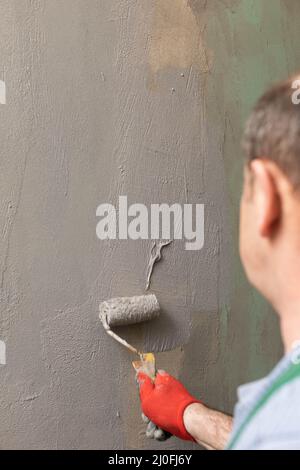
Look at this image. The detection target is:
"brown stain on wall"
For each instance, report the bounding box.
[149,0,210,75]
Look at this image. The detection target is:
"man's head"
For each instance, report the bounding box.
[240,75,300,311]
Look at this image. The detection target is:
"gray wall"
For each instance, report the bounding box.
[0,0,299,449]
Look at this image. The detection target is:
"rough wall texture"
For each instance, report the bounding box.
[0,0,299,450]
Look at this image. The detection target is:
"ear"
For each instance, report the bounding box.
[250,159,281,237]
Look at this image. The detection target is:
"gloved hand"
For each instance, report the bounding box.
[137,370,200,441]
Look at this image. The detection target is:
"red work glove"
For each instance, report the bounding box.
[137,370,201,441]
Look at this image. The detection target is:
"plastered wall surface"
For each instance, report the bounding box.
[0,0,299,450]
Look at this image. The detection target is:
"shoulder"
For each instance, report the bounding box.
[252,376,300,449]
[263,374,300,418]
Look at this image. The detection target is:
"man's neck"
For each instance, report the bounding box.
[279,302,300,353]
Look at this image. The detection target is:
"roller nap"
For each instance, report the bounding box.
[99,294,161,355]
[99,294,160,327]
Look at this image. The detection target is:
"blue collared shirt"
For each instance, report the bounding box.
[229,344,300,450]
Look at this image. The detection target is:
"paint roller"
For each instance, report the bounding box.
[99,294,160,356]
[99,294,172,441]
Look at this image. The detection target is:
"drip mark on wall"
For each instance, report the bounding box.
[145,240,172,290]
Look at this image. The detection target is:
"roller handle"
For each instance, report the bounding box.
[101,314,141,356]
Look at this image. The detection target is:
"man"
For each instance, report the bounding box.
[137,75,300,450]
